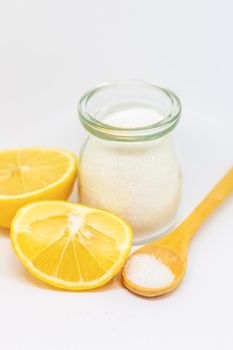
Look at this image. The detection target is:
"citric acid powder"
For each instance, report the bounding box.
[125,253,175,289]
[79,106,181,243]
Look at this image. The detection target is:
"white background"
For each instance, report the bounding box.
[0,1,233,349]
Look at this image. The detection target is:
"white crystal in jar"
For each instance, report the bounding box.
[79,107,181,243]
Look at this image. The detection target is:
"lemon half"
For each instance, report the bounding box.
[11,201,133,290]
[0,148,77,227]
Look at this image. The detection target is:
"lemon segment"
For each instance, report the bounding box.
[11,201,133,290]
[0,148,77,227]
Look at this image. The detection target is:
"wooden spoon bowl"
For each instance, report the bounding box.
[122,244,186,297]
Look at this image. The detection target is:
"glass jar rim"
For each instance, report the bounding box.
[78,81,182,142]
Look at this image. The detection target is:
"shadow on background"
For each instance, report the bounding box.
[0,226,10,238]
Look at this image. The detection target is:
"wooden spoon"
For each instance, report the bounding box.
[122,168,233,297]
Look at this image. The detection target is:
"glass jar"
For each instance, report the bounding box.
[78,81,182,244]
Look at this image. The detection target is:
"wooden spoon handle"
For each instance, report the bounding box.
[179,167,233,245]
[160,168,233,251]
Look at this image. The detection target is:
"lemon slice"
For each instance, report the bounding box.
[11,201,133,290]
[0,148,77,227]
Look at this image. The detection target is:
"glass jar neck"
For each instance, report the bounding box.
[78,81,181,143]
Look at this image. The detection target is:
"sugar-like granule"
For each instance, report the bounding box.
[79,107,181,242]
[125,253,175,289]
